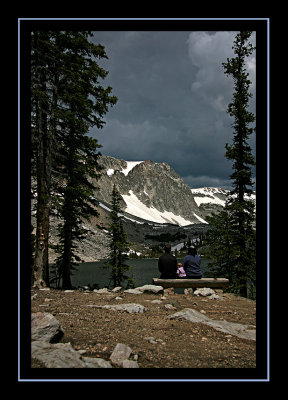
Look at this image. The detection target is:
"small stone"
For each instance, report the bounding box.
[135,285,164,294]
[184,288,193,295]
[164,304,176,310]
[122,359,139,368]
[194,288,216,297]
[112,286,122,292]
[110,343,132,367]
[97,288,111,294]
[82,357,112,368]
[124,288,143,294]
[98,303,147,313]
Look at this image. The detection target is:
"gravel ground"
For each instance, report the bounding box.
[31,287,256,369]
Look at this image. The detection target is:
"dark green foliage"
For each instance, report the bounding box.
[105,185,134,289]
[31,31,117,288]
[205,210,240,287]
[205,32,256,298]
[149,245,164,258]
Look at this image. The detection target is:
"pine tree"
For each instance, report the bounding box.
[205,209,239,289]
[31,31,56,287]
[53,32,117,289]
[223,31,256,297]
[205,31,256,298]
[31,31,117,288]
[105,185,134,288]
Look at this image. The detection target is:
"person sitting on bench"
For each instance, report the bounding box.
[158,244,178,279]
[176,262,186,278]
[183,246,202,279]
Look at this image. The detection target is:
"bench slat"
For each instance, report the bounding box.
[152,278,229,289]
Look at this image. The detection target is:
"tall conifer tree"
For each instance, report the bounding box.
[105,185,134,288]
[31,31,117,288]
[205,31,256,298]
[31,31,57,287]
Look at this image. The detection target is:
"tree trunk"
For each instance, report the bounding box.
[61,217,73,290]
[32,58,51,288]
[33,133,50,287]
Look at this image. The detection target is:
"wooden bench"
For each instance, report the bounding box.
[152,278,229,289]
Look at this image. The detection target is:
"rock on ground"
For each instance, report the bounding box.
[31,312,64,343]
[136,285,164,294]
[88,303,147,313]
[194,288,219,299]
[31,312,139,368]
[110,343,133,367]
[169,308,256,341]
[122,360,139,368]
[124,285,164,294]
[32,341,87,368]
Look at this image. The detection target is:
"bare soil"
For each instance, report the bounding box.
[31,287,256,369]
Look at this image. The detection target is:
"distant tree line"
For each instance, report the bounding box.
[144,231,187,243]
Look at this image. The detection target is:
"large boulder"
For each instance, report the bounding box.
[32,341,87,368]
[31,341,112,368]
[31,312,64,343]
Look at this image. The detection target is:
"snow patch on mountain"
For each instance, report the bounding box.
[121,161,144,176]
[192,212,208,224]
[107,169,115,176]
[121,190,194,226]
[191,187,227,207]
[106,161,144,177]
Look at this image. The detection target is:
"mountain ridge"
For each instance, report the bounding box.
[93,155,239,226]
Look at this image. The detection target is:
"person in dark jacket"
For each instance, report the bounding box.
[158,244,178,279]
[183,246,202,278]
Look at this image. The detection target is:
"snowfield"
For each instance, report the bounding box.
[121,190,196,226]
[191,187,255,208]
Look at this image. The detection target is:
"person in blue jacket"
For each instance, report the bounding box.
[183,246,202,278]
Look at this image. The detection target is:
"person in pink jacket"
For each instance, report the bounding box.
[176,262,186,278]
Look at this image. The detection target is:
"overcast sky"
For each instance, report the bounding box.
[89,30,256,190]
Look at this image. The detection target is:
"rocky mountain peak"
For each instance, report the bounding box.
[94,156,212,226]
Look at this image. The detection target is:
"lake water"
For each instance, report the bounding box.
[65,258,212,289]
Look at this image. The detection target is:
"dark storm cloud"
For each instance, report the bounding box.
[89,30,256,189]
